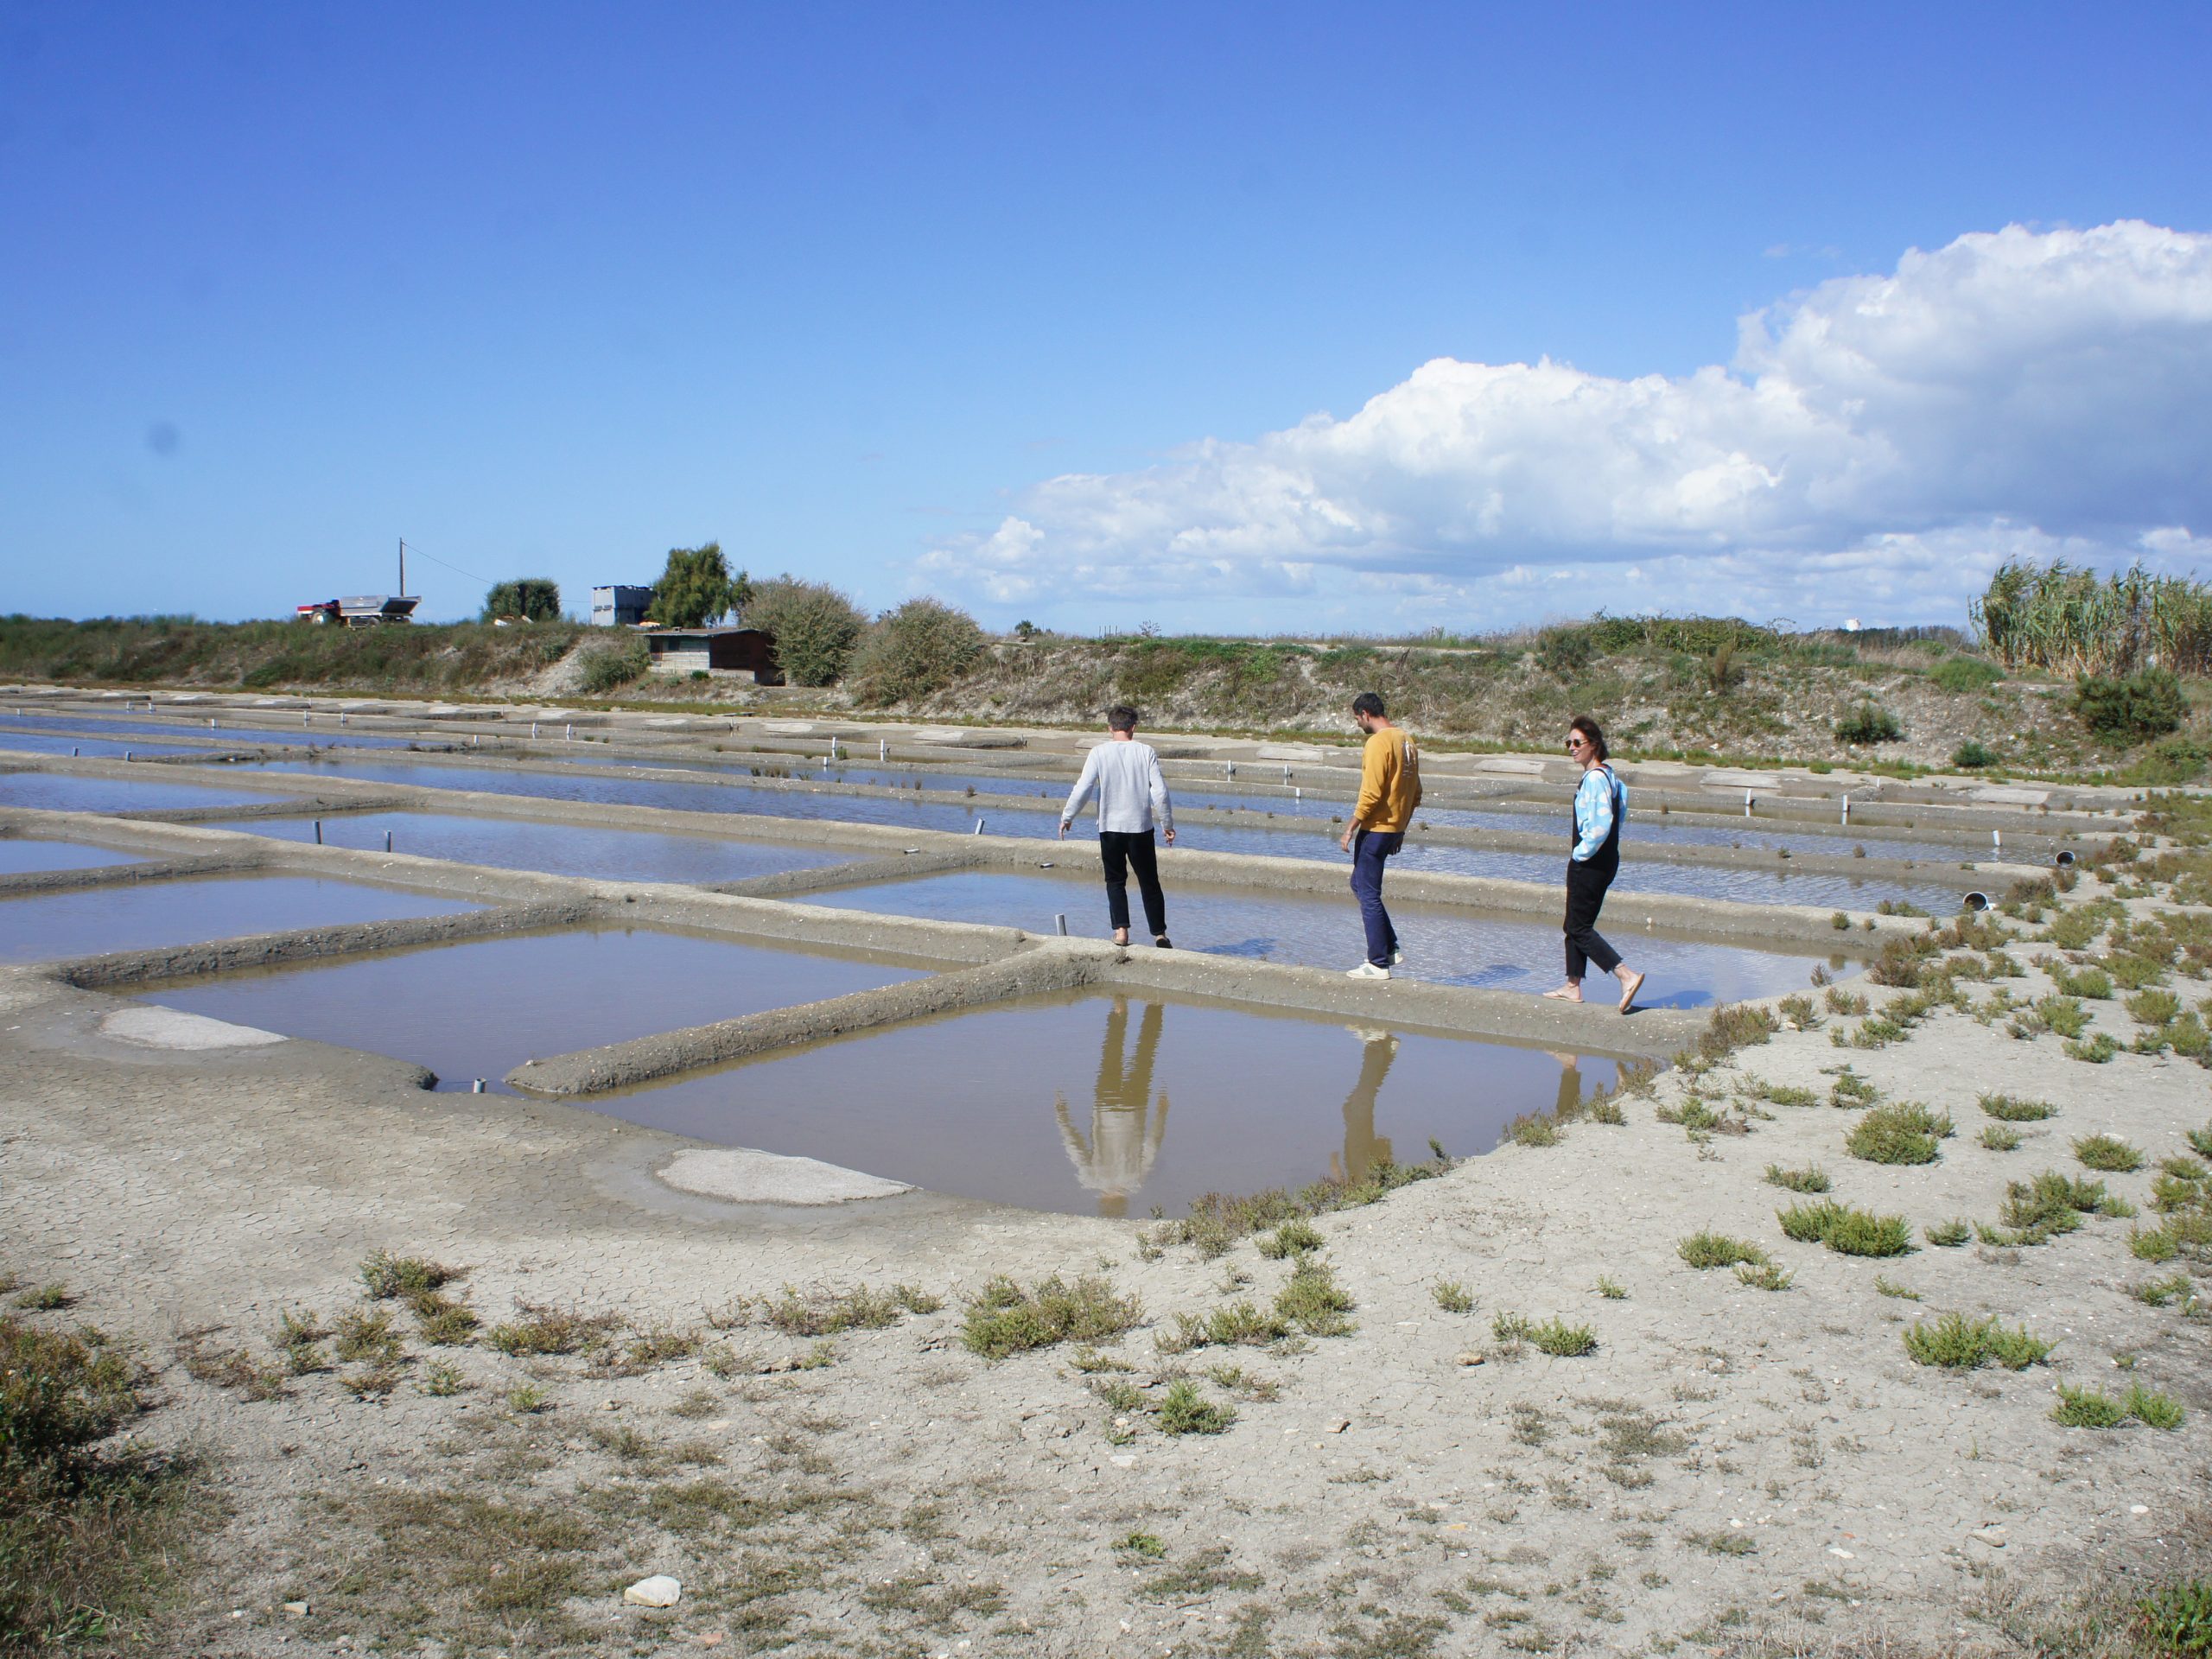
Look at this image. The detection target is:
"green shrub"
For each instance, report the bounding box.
[1902,1312,2050,1370]
[1529,1319,1597,1357]
[849,597,988,706]
[1979,1092,2056,1122]
[1930,658,2004,695]
[2126,1384,2186,1431]
[1274,1260,1355,1338]
[1255,1220,1323,1260]
[1925,1218,1971,1248]
[1156,1378,1236,1436]
[1824,1210,1916,1257]
[1504,1111,1561,1147]
[2129,989,2183,1027]
[2075,1134,2145,1173]
[1734,1262,1794,1291]
[1834,702,1904,745]
[2130,1228,2180,1262]
[1847,1101,1954,1165]
[2135,1576,2212,1656]
[961,1274,1141,1360]
[1950,740,1997,770]
[359,1250,458,1301]
[1992,1171,2107,1243]
[645,543,749,627]
[2052,1384,2128,1428]
[0,1315,137,1465]
[2122,736,2212,786]
[745,575,868,686]
[575,638,650,694]
[2075,667,2185,741]
[2050,965,2114,999]
[1778,1200,1847,1243]
[1772,1198,1913,1256]
[1677,1232,1768,1270]
[1764,1165,1831,1194]
[481,578,562,623]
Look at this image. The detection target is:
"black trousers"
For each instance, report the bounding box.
[1099,830,1167,936]
[1564,857,1622,979]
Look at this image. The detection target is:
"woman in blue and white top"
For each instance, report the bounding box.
[1543,715,1646,1014]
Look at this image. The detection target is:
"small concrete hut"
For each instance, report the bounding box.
[643,626,781,682]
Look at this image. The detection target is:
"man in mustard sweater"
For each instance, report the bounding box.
[1338,691,1421,978]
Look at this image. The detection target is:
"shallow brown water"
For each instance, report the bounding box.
[142,926,926,1090]
[0,875,484,963]
[597,988,1624,1217]
[0,838,144,875]
[237,812,854,886]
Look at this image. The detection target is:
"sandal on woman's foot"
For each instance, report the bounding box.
[1618,971,1647,1014]
[1154,935,1173,950]
[1541,986,1580,1001]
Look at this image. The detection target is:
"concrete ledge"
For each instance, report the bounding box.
[704,849,983,899]
[511,947,1099,1095]
[1097,949,1706,1058]
[54,901,593,989]
[0,851,265,898]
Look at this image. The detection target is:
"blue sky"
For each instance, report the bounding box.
[3,3,2209,632]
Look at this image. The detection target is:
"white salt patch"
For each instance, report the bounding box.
[103,1007,287,1051]
[657,1147,911,1205]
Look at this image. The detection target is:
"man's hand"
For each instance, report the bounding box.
[1340,825,1356,853]
[1163,827,1176,847]
[1058,821,1070,841]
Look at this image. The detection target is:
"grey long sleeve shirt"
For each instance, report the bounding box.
[1061,739,1173,835]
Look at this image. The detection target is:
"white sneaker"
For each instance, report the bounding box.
[1390,949,1407,967]
[1345,962,1391,980]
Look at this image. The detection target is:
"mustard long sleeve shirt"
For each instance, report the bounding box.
[1351,728,1422,832]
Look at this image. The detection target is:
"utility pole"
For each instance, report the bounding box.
[399,537,409,598]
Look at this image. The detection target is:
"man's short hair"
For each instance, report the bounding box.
[1351,692,1386,720]
[1107,704,1140,732]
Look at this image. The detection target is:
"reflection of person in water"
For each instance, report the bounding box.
[1332,1027,1399,1185]
[1055,998,1170,1217]
[1548,1051,1585,1118]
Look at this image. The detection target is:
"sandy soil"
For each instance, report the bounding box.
[3,852,2209,1656]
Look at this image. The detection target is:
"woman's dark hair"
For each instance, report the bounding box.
[1568,715,1607,761]
[1107,705,1140,732]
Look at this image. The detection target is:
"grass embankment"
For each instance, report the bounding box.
[0,615,582,698]
[4,610,2206,781]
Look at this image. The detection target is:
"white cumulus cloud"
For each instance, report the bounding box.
[919,220,2212,629]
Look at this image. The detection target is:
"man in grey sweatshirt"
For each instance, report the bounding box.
[1058,704,1176,948]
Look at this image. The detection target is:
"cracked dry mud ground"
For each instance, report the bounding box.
[5,855,2211,1656]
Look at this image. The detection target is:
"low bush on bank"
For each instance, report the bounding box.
[1,1312,207,1649]
[744,577,868,687]
[575,637,649,694]
[0,615,582,693]
[1835,702,1904,745]
[1847,1102,1955,1165]
[849,598,988,706]
[1902,1312,2050,1370]
[2075,667,2187,741]
[962,1274,1142,1360]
